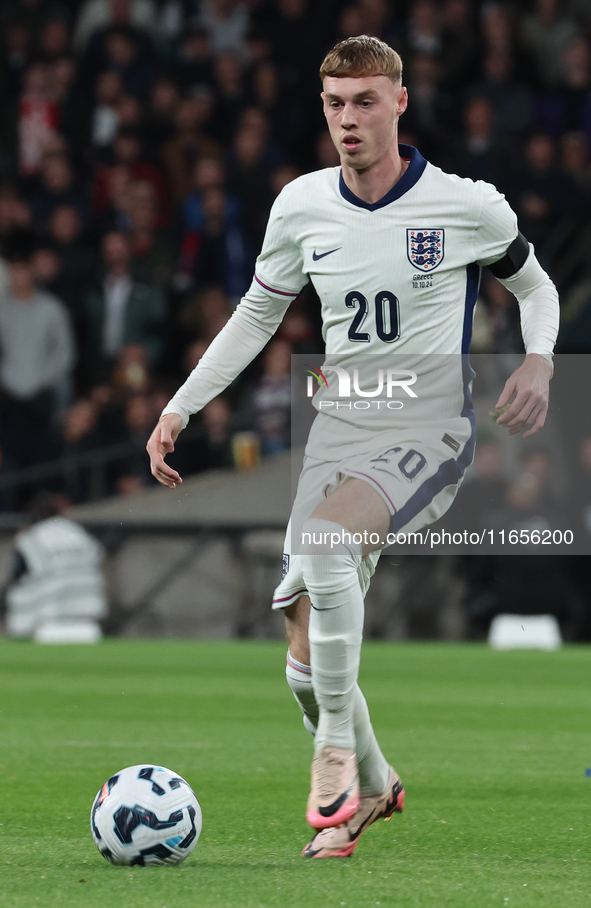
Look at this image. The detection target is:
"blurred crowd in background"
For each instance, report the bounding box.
[1,0,591,511]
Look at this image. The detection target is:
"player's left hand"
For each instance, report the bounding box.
[494,353,552,438]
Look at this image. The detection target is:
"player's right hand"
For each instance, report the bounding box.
[146,413,184,488]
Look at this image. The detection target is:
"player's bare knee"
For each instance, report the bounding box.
[285,595,311,665]
[310,479,389,557]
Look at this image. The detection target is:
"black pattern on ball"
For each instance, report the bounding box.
[91,774,120,840]
[113,805,184,844]
[130,844,174,866]
[179,806,197,849]
[138,766,166,796]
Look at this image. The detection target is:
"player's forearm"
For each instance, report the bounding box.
[161,283,291,427]
[497,249,560,358]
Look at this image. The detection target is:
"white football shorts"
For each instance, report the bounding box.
[272,420,475,610]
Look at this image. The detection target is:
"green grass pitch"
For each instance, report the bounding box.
[0,639,590,908]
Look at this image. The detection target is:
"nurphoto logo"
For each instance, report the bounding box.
[305,365,418,410]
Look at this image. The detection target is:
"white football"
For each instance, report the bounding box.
[91,764,202,866]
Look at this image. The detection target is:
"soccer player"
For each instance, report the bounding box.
[147,37,558,858]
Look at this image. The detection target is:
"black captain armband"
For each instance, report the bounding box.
[488,231,530,279]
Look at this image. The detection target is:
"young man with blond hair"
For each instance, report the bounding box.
[147,36,558,857]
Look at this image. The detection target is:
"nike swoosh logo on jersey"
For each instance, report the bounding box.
[312,247,342,261]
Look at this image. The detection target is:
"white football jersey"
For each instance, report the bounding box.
[255,144,517,357]
[161,145,524,434]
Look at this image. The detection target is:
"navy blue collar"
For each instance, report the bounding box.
[339,145,427,211]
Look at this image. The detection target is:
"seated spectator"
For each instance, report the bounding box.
[334,5,367,43]
[48,204,99,305]
[209,51,248,143]
[82,230,166,382]
[0,232,75,488]
[199,395,235,468]
[114,392,157,493]
[111,342,151,393]
[78,7,157,99]
[358,0,396,40]
[49,54,82,157]
[91,70,124,149]
[277,308,316,354]
[14,61,61,178]
[538,36,591,137]
[178,186,247,300]
[168,395,235,477]
[447,95,503,185]
[226,124,273,255]
[248,62,285,139]
[31,235,95,359]
[237,106,284,168]
[63,398,103,452]
[480,3,514,57]
[182,340,208,378]
[31,242,64,295]
[250,339,292,457]
[522,0,579,88]
[91,161,133,234]
[114,93,144,133]
[401,52,452,161]
[178,285,232,342]
[102,24,155,101]
[468,50,534,140]
[106,128,169,225]
[560,132,591,192]
[28,150,89,229]
[1,20,33,103]
[142,76,180,152]
[477,271,521,353]
[520,446,555,506]
[448,435,508,532]
[401,0,442,58]
[263,0,320,101]
[197,0,250,60]
[74,0,159,51]
[38,17,71,64]
[160,94,223,205]
[0,186,33,243]
[315,131,341,168]
[504,133,582,260]
[126,180,175,286]
[439,0,478,90]
[60,398,106,502]
[181,156,239,240]
[176,25,214,93]
[88,382,128,443]
[270,163,300,197]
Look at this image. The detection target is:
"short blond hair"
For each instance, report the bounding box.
[319,35,403,84]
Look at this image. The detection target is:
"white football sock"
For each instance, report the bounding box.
[286,651,319,733]
[286,652,390,795]
[300,517,364,752]
[353,685,390,794]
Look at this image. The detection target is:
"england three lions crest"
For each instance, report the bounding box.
[407,229,444,273]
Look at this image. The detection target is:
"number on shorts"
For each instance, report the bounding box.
[370,447,427,481]
[397,450,427,480]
